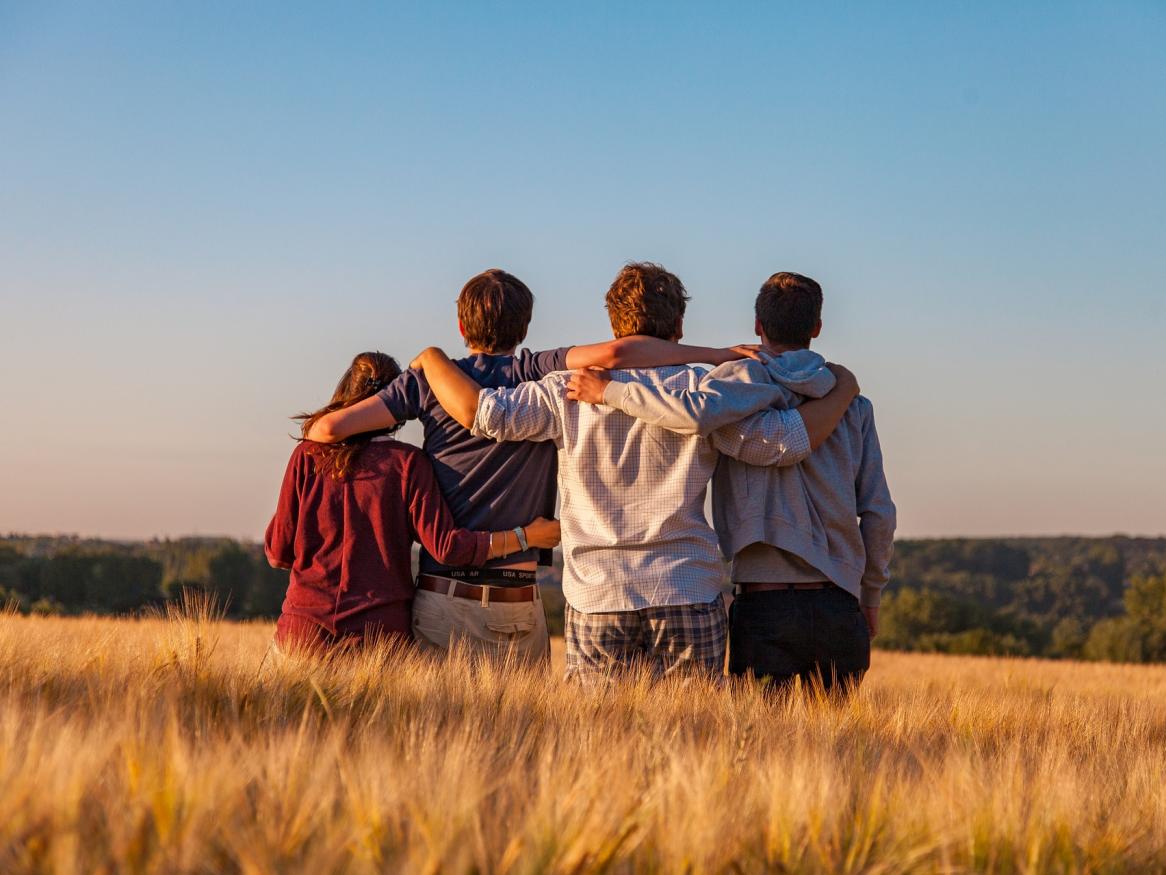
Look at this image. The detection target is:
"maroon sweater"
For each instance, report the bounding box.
[265,438,489,638]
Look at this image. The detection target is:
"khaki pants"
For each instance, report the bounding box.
[412,586,550,665]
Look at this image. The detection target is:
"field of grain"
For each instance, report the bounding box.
[1,603,1164,874]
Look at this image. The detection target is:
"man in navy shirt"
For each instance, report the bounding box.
[306,268,759,663]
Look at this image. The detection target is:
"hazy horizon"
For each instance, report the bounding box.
[2,4,1164,541]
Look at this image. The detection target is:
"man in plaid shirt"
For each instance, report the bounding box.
[413,263,858,682]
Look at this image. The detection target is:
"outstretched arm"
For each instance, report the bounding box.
[720,365,860,459]
[403,450,563,565]
[305,395,398,443]
[565,336,762,370]
[473,377,564,444]
[571,363,789,437]
[411,347,484,429]
[567,363,860,462]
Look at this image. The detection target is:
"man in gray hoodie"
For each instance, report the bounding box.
[567,272,895,693]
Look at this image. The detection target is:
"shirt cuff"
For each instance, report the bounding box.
[788,409,812,461]
[470,390,498,438]
[471,532,491,566]
[602,380,629,409]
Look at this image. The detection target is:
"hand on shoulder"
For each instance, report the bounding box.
[566,368,612,405]
[825,362,860,400]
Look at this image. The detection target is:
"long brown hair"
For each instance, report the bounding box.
[295,351,402,479]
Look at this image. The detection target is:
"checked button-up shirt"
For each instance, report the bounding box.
[471,365,811,614]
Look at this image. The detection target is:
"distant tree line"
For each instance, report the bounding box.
[1,535,1164,664]
[0,536,287,619]
[877,538,1166,663]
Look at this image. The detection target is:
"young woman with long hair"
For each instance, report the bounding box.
[264,351,560,652]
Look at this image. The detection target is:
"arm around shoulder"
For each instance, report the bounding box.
[603,361,788,437]
[304,394,398,443]
[412,347,482,430]
[472,376,565,444]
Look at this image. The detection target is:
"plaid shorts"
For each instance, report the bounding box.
[564,593,728,683]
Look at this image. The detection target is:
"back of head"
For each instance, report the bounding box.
[605,262,689,340]
[755,272,823,348]
[457,269,534,353]
[296,351,402,478]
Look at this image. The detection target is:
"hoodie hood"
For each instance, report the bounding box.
[761,349,835,399]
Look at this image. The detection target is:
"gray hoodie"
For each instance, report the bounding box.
[602,350,896,607]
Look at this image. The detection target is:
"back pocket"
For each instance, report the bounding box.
[485,619,535,638]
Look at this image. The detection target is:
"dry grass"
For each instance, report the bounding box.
[1,601,1165,874]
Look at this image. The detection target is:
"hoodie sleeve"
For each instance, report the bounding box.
[854,398,896,607]
[602,360,789,437]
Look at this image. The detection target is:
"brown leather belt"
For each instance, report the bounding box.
[737,582,832,593]
[417,574,538,603]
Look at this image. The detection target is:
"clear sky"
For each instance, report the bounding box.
[2,2,1164,541]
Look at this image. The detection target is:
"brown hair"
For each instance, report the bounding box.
[755,272,823,347]
[457,269,534,353]
[604,262,689,339]
[295,351,402,479]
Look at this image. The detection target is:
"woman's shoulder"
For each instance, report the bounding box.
[362,438,427,467]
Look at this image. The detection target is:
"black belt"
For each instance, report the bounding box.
[737,582,832,593]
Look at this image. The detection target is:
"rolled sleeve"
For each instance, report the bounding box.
[602,380,630,409]
[604,381,772,435]
[711,407,811,467]
[471,388,508,441]
[471,379,563,444]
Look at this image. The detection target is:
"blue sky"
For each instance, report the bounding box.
[1,2,1163,539]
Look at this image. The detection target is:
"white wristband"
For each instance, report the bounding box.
[513,526,529,552]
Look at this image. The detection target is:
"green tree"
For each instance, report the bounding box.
[243,563,289,617]
[206,546,255,616]
[1083,617,1145,663]
[1048,617,1087,659]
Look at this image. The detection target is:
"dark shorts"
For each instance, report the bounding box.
[728,586,870,694]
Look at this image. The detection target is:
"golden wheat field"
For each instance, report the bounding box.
[1,604,1164,875]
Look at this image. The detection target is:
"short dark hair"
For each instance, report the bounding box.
[457,269,534,353]
[755,272,823,347]
[604,262,689,339]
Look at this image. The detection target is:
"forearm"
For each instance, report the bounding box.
[426,529,491,568]
[603,377,785,437]
[857,492,896,606]
[486,529,522,560]
[566,336,748,370]
[711,408,811,467]
[304,410,345,443]
[859,532,894,608]
[304,395,397,443]
[472,381,562,443]
[856,409,896,606]
[796,390,856,450]
[414,348,482,429]
[611,337,738,368]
